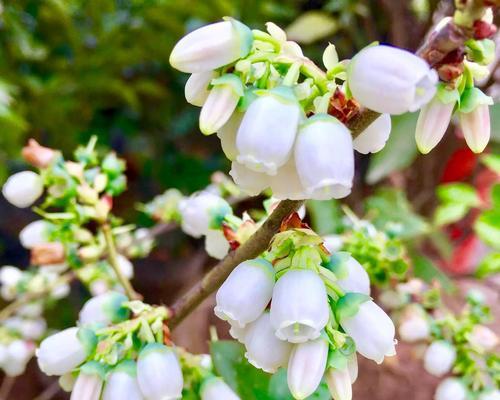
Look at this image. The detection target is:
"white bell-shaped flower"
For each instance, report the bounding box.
[137,343,183,400]
[348,45,438,114]
[116,254,134,279]
[7,340,32,366]
[269,156,308,200]
[229,161,270,196]
[217,112,243,161]
[398,306,430,343]
[423,341,456,377]
[205,229,230,260]
[70,362,104,400]
[287,336,329,399]
[326,367,352,400]
[244,312,292,373]
[103,360,144,400]
[200,377,241,400]
[2,171,44,208]
[185,71,216,107]
[336,256,371,296]
[170,19,253,73]
[19,220,51,249]
[270,269,329,343]
[0,266,23,300]
[78,291,129,327]
[434,378,467,400]
[228,323,248,343]
[415,96,455,154]
[179,191,231,238]
[339,300,396,364]
[479,390,500,400]
[236,87,301,176]
[199,74,243,135]
[294,114,354,200]
[22,318,47,340]
[36,327,96,376]
[353,114,392,154]
[215,258,275,328]
[469,325,499,352]
[460,104,491,153]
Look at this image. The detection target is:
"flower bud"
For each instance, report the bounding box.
[70,362,105,400]
[269,156,308,200]
[79,291,129,327]
[326,367,352,400]
[116,254,134,279]
[205,229,230,260]
[2,171,44,208]
[469,325,499,352]
[103,360,144,400]
[7,340,33,366]
[236,87,301,176]
[287,337,329,399]
[294,114,353,200]
[229,161,270,196]
[434,378,466,400]
[19,220,51,249]
[179,191,231,238]
[199,74,243,135]
[170,19,253,73]
[339,300,396,364]
[459,104,490,153]
[348,45,438,114]
[217,112,243,161]
[347,353,358,383]
[31,242,65,265]
[270,269,329,343]
[22,139,57,168]
[423,341,456,377]
[415,96,454,154]
[479,390,500,400]
[353,114,392,154]
[0,266,23,300]
[37,327,96,376]
[335,256,371,296]
[185,71,216,106]
[398,305,430,342]
[215,258,275,328]
[22,318,47,340]
[244,312,292,373]
[200,377,241,400]
[137,343,183,400]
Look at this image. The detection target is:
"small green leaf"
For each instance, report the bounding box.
[286,11,338,44]
[465,39,496,65]
[307,200,343,235]
[411,254,455,293]
[481,153,500,172]
[434,203,470,226]
[436,183,480,207]
[335,293,371,322]
[476,252,500,278]
[474,210,500,250]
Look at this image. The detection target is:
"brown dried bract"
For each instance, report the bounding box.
[31,242,65,265]
[328,88,360,124]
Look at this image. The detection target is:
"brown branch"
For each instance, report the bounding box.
[168,199,304,329]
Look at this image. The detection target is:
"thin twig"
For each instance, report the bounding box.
[33,380,60,400]
[102,223,141,300]
[0,376,15,400]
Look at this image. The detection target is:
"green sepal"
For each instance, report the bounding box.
[465,39,495,66]
[237,88,258,112]
[139,342,171,358]
[112,359,137,377]
[80,360,108,380]
[327,348,348,371]
[323,252,351,280]
[300,113,342,128]
[459,87,493,114]
[224,17,253,58]
[210,74,244,97]
[103,292,130,324]
[436,83,459,105]
[208,200,232,230]
[335,293,371,322]
[254,86,298,104]
[77,327,98,357]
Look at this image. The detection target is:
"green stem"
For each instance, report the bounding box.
[102,223,140,300]
[251,29,281,51]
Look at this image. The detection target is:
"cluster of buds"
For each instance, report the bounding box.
[414,7,497,154]
[169,19,441,201]
[214,216,396,400]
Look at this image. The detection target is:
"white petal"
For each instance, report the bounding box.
[217,112,243,161]
[434,378,466,400]
[19,220,51,249]
[423,341,456,377]
[460,104,490,153]
[326,367,352,400]
[353,114,392,154]
[71,371,103,400]
[269,155,308,200]
[200,83,240,135]
[2,171,44,208]
[415,97,454,154]
[185,71,216,107]
[336,257,371,296]
[205,229,230,260]
[201,377,240,400]
[229,161,270,196]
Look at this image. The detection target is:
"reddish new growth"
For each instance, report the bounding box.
[222,223,240,250]
[328,88,360,124]
[473,20,497,39]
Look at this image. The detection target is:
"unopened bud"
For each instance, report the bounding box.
[22,139,57,168]
[31,243,65,265]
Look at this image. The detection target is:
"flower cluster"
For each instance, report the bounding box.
[169,20,440,200]
[214,218,396,399]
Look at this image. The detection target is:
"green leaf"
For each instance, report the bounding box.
[474,210,500,250]
[476,252,500,278]
[411,254,455,293]
[465,39,495,65]
[436,183,480,207]
[481,153,500,172]
[211,341,330,400]
[434,203,470,226]
[335,293,371,322]
[307,200,344,235]
[490,103,500,143]
[286,11,338,44]
[366,112,419,184]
